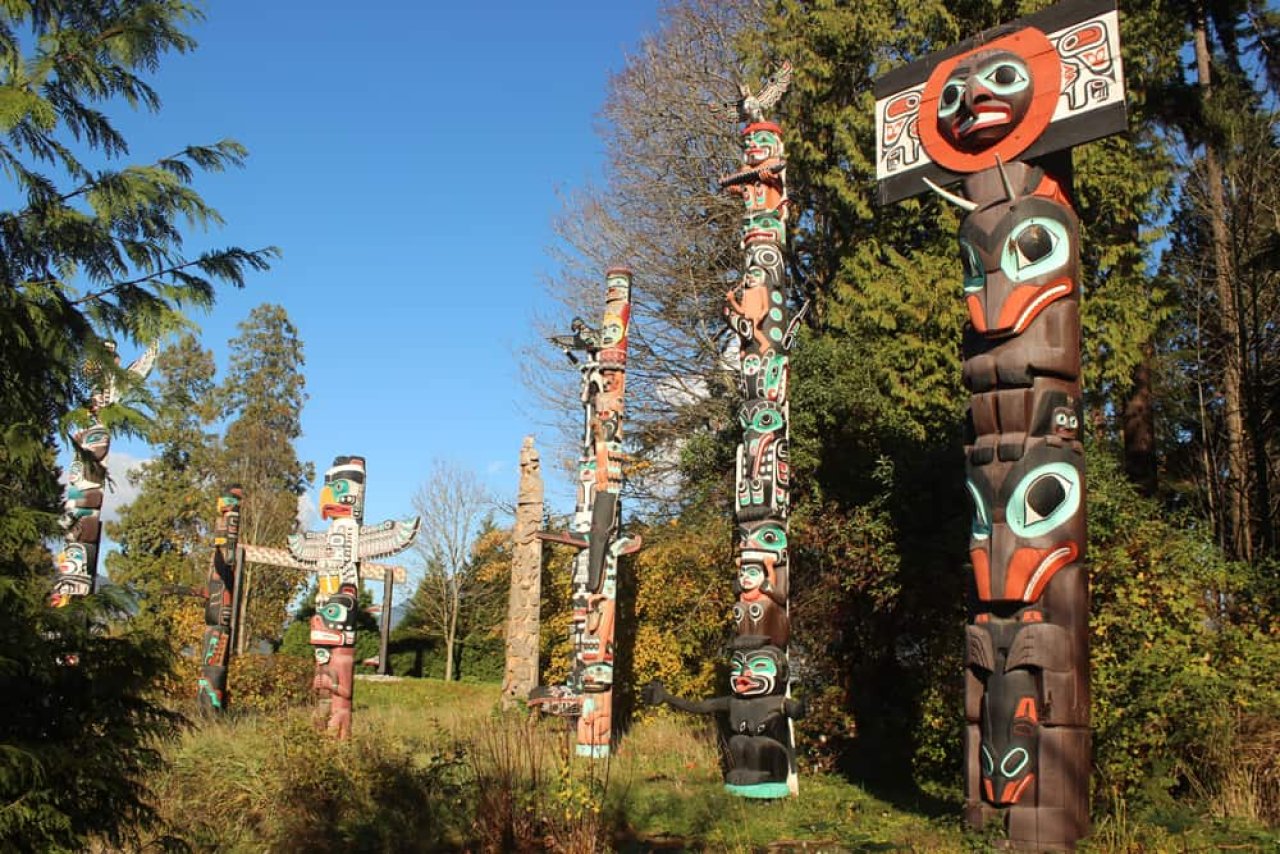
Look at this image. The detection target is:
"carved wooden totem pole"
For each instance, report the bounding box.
[644,61,804,799]
[533,268,641,758]
[288,456,420,739]
[874,1,1125,848]
[198,485,243,712]
[52,341,157,607]
[501,436,545,708]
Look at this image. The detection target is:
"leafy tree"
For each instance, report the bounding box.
[404,461,496,681]
[216,303,312,651]
[0,2,274,849]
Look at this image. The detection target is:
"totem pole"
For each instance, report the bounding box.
[53,341,158,607]
[873,1,1125,848]
[197,485,243,711]
[531,268,640,757]
[501,436,545,709]
[287,456,420,738]
[643,61,804,799]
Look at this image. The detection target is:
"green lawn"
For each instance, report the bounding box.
[136,678,1278,852]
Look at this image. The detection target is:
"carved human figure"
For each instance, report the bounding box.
[197,486,242,711]
[643,638,803,795]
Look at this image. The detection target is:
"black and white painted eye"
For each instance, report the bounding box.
[1054,412,1069,427]
[1001,747,1030,777]
[938,77,966,118]
[732,604,745,623]
[1001,217,1070,283]
[981,62,1029,95]
[1008,463,1081,538]
[748,603,763,621]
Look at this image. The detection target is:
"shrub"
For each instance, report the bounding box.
[227,653,314,714]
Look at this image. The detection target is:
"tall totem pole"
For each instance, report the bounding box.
[198,485,243,711]
[643,61,804,800]
[533,268,640,758]
[52,341,158,607]
[874,1,1125,848]
[288,456,420,739]
[501,436,545,709]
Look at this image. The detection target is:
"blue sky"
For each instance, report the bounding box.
[99,0,663,571]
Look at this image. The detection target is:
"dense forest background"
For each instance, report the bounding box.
[3,0,1280,850]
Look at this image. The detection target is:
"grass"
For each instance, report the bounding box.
[131,678,1280,852]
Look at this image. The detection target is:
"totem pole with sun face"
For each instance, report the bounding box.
[874,0,1126,848]
[643,60,804,800]
[288,456,419,739]
[197,485,242,712]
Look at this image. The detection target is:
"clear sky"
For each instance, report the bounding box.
[99,0,663,575]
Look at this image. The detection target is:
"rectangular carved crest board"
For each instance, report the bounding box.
[874,0,1125,204]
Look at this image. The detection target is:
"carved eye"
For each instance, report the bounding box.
[939,78,966,117]
[1008,462,1081,537]
[981,744,995,776]
[1002,217,1070,282]
[1001,747,1030,777]
[960,239,985,294]
[733,604,745,623]
[748,603,763,621]
[751,524,787,551]
[967,480,991,541]
[982,62,1029,94]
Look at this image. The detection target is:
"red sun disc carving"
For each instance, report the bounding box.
[918,28,1061,174]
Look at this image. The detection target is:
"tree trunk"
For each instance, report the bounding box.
[1194,4,1251,561]
[1122,354,1158,496]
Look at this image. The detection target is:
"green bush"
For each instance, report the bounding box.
[227,653,314,714]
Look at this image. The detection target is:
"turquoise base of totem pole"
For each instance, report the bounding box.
[576,744,610,758]
[725,782,791,799]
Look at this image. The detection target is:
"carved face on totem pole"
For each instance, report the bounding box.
[967,443,1083,604]
[958,167,1081,337]
[936,51,1034,151]
[52,543,93,606]
[311,584,358,648]
[76,423,111,462]
[742,122,783,167]
[321,456,366,522]
[215,485,243,548]
[735,520,788,606]
[729,642,788,698]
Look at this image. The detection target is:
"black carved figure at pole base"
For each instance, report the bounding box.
[641,635,804,797]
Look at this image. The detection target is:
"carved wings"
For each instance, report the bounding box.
[98,342,160,408]
[286,531,328,563]
[242,544,406,583]
[358,517,420,560]
[753,60,793,116]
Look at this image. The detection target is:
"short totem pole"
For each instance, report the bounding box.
[533,269,640,757]
[288,456,420,738]
[197,485,243,712]
[53,341,157,607]
[501,436,545,709]
[644,61,804,799]
[874,1,1125,848]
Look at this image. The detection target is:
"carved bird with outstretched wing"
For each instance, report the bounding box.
[710,60,793,123]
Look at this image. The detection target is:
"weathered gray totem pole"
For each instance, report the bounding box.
[643,61,804,799]
[197,485,243,712]
[287,456,420,738]
[52,341,157,607]
[874,1,1125,848]
[532,268,640,758]
[501,436,545,709]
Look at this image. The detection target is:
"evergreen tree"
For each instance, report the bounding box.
[0,2,274,848]
[215,303,312,652]
[106,334,219,634]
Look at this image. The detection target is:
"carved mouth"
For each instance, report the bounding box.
[954,104,1012,138]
